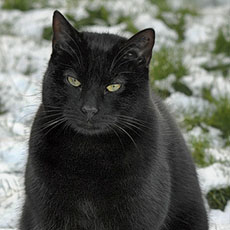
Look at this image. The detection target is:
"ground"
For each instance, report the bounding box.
[0,0,229,229]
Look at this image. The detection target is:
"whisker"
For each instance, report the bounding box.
[107,124,125,152]
[117,71,136,75]
[16,109,63,123]
[113,123,139,152]
[43,118,67,137]
[117,114,147,123]
[117,115,149,128]
[32,116,65,133]
[118,120,143,133]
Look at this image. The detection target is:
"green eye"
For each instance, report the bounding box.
[67,76,81,87]
[106,84,121,92]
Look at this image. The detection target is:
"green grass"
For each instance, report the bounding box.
[150,46,188,80]
[202,62,230,78]
[158,8,198,42]
[148,0,171,12]
[201,24,230,77]
[42,6,138,40]
[42,7,111,41]
[0,88,7,115]
[202,88,230,143]
[171,81,192,96]
[207,187,230,211]
[2,0,33,11]
[0,100,7,115]
[150,46,192,97]
[66,0,79,9]
[42,26,52,40]
[2,0,49,11]
[206,96,230,143]
[148,0,198,42]
[189,136,214,168]
[0,21,15,36]
[183,90,230,145]
[23,64,36,76]
[183,113,206,132]
[213,26,230,57]
[116,16,138,34]
[65,6,111,30]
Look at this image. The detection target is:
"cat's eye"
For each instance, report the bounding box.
[106,84,121,92]
[67,76,81,87]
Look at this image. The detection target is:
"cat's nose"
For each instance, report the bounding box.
[81,105,98,120]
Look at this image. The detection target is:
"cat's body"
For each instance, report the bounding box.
[19,11,208,230]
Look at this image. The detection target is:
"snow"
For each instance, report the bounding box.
[0,0,229,229]
[134,14,178,48]
[198,163,230,194]
[210,201,230,224]
[185,6,230,44]
[165,92,212,114]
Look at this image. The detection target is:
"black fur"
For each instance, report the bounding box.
[19,11,209,230]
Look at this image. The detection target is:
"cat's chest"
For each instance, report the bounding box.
[40,136,127,176]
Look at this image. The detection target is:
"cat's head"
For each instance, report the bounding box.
[42,10,155,135]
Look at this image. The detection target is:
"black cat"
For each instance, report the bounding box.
[19,10,209,230]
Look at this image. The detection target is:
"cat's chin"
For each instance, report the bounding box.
[71,122,111,136]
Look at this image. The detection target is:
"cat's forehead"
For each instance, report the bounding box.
[77,32,127,83]
[82,32,126,53]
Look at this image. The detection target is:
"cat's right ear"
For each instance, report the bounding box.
[125,28,155,67]
[52,10,79,49]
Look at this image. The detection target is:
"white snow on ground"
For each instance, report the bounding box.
[0,0,229,229]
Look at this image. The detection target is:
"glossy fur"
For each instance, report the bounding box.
[19,11,209,230]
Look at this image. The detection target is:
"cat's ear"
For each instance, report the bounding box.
[52,10,79,48]
[125,28,155,67]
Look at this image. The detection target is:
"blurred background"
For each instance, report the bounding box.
[0,0,229,229]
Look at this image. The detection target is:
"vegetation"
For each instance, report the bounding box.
[189,136,214,168]
[42,26,52,40]
[149,0,198,42]
[2,0,33,11]
[150,46,192,97]
[42,6,138,40]
[202,88,230,144]
[213,26,230,57]
[0,21,14,36]
[150,46,187,81]
[0,88,7,115]
[0,100,7,115]
[202,25,230,77]
[206,96,230,143]
[1,0,229,214]
[207,187,230,211]
[2,0,48,11]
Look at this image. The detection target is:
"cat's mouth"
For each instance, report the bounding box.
[64,111,116,135]
[71,119,111,135]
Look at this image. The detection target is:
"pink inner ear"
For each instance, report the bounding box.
[52,10,80,48]
[52,12,63,46]
[53,18,61,35]
[141,31,155,65]
[143,30,155,45]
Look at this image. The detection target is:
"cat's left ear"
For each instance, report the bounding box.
[126,28,155,67]
[52,10,80,49]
